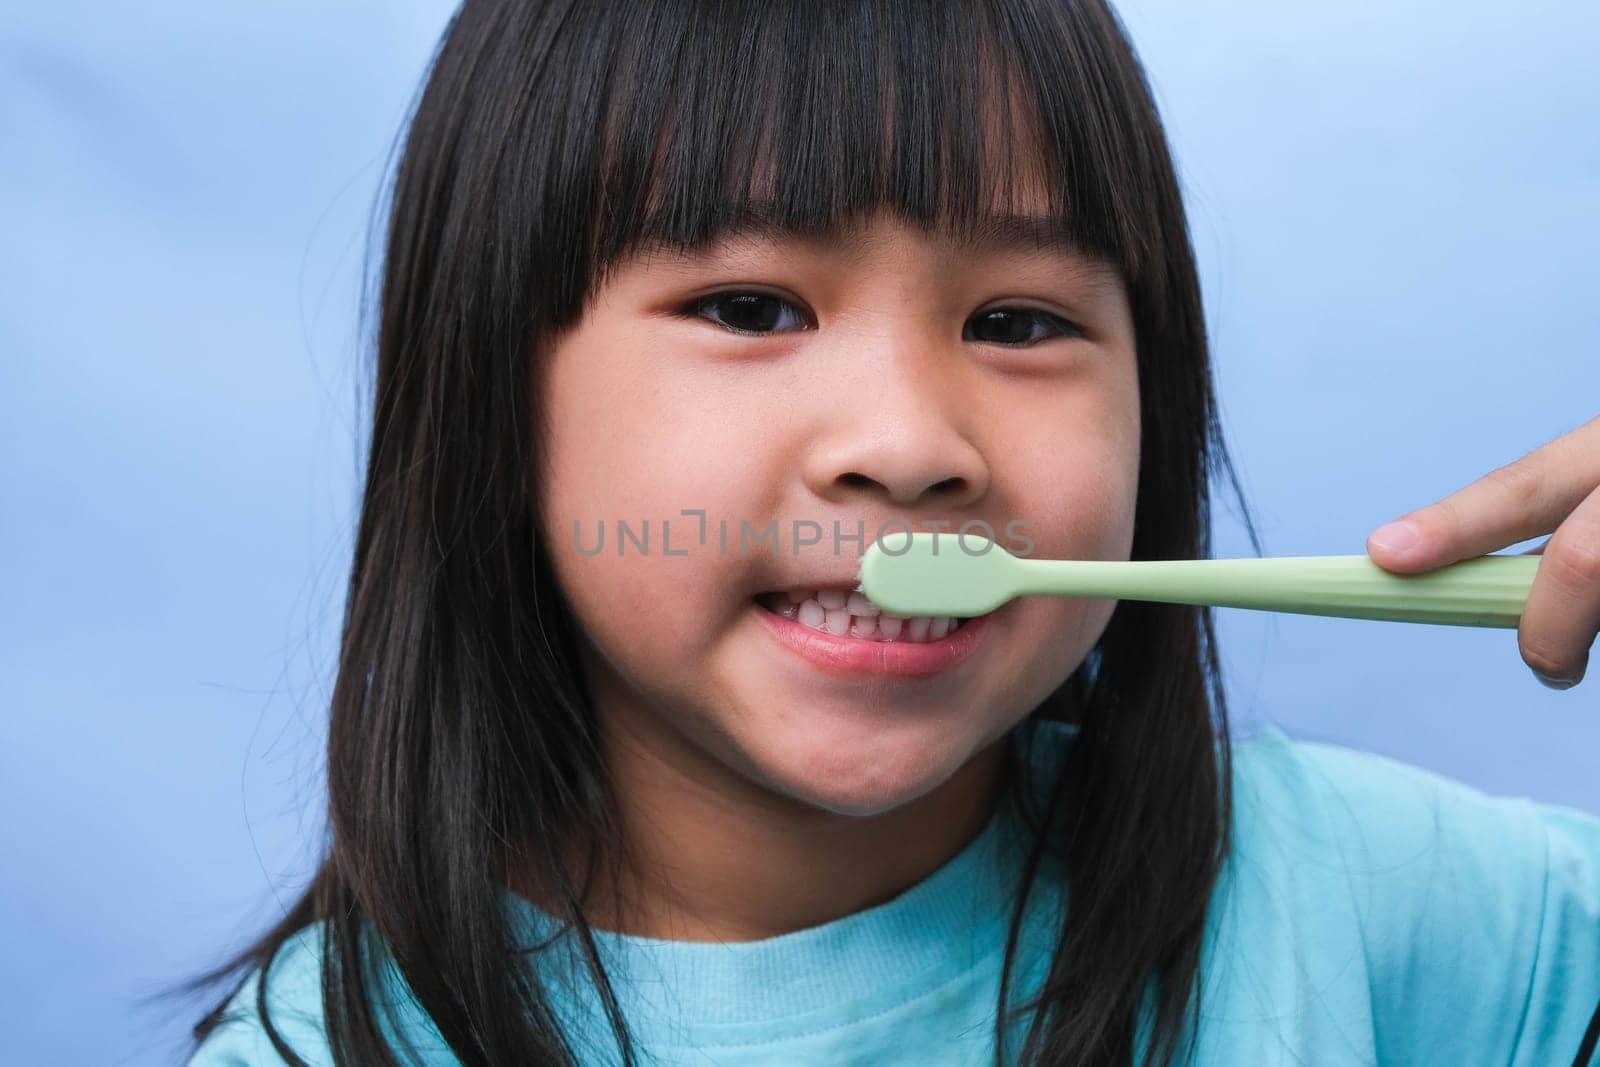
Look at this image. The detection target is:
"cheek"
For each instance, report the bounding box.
[1000,401,1139,562]
[537,348,769,671]
[541,334,772,523]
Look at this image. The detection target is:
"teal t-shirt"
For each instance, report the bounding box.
[189,722,1600,1065]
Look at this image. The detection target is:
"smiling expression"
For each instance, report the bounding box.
[533,204,1141,820]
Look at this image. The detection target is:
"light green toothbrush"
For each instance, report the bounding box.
[855,531,1540,628]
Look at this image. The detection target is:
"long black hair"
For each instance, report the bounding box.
[179,1,1262,1063]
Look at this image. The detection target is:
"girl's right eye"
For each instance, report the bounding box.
[684,291,813,337]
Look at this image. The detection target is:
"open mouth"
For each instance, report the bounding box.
[753,587,972,643]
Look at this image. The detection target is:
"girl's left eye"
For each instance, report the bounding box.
[682,290,1083,346]
[963,307,1084,346]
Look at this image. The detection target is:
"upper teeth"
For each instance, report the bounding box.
[765,589,967,642]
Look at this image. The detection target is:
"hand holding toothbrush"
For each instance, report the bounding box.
[1366,412,1600,690]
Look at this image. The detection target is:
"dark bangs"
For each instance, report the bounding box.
[531,0,1176,326]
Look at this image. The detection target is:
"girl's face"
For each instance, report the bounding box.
[536,208,1140,821]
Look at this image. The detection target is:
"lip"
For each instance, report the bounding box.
[751,596,1009,678]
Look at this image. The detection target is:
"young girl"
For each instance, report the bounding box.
[182,1,1600,1063]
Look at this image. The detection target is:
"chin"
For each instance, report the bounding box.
[736,713,978,819]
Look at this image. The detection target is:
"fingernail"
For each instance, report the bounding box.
[1534,670,1578,691]
[1370,519,1421,554]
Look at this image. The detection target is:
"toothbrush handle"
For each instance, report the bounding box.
[1013,553,1540,628]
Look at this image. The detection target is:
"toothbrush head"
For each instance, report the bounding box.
[855,530,1020,617]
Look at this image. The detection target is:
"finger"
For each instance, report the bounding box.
[1367,415,1600,574]
[1518,483,1600,689]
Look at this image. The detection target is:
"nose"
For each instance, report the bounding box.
[801,352,990,511]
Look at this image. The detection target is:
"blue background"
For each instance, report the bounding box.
[3,2,1596,1062]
